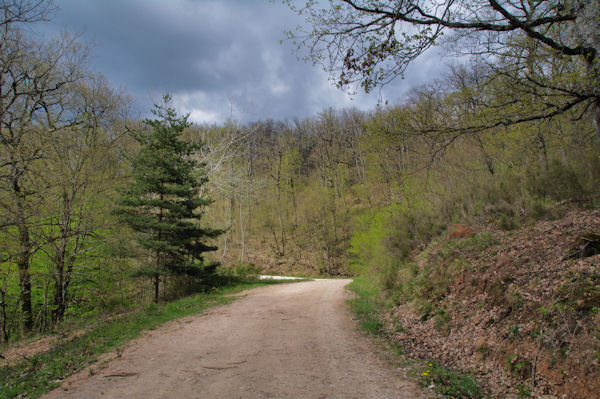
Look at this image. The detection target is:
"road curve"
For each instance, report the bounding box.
[44,279,424,399]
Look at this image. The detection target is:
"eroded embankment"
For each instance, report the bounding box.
[381,209,600,398]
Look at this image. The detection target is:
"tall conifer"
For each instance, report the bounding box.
[116,95,221,302]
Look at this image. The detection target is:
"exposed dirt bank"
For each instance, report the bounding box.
[384,209,600,398]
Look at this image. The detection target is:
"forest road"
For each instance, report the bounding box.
[43,279,425,399]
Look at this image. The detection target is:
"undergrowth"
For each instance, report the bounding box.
[420,361,483,399]
[0,279,288,399]
[347,276,484,399]
[348,276,384,336]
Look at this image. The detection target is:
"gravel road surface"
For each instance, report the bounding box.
[43,279,424,399]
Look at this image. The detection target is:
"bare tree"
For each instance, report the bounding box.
[0,0,55,29]
[285,0,600,143]
[186,122,257,265]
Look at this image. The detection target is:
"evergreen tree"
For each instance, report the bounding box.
[116,95,222,302]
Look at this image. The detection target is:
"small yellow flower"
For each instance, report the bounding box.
[422,372,429,376]
[428,363,433,367]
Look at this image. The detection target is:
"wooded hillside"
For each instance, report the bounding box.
[1,3,599,396]
[1,0,599,341]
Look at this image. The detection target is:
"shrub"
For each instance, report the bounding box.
[526,159,587,202]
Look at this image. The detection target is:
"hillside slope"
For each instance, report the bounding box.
[382,209,600,398]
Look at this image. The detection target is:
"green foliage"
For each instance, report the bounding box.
[526,158,588,202]
[221,263,261,281]
[349,201,445,291]
[349,207,395,276]
[420,361,483,399]
[3,13,600,396]
[115,96,222,301]
[347,277,384,336]
[0,278,289,399]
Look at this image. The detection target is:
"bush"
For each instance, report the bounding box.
[526,159,587,202]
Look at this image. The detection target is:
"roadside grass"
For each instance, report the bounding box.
[347,277,384,336]
[420,361,483,399]
[347,276,484,399]
[0,279,290,399]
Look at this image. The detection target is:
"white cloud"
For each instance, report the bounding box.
[188,108,221,124]
[171,91,227,124]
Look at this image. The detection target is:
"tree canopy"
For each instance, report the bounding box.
[285,0,600,143]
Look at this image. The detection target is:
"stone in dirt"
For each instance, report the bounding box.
[564,232,600,259]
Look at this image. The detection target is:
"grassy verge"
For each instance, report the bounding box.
[419,361,483,399]
[347,276,483,399]
[0,279,288,399]
[347,276,385,336]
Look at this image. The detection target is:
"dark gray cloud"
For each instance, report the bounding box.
[41,0,445,124]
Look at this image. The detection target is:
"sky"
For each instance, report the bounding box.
[38,0,446,125]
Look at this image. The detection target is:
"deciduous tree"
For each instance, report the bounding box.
[1,2,88,331]
[285,0,600,143]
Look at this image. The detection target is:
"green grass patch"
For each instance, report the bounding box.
[0,279,291,399]
[347,276,385,336]
[420,361,483,399]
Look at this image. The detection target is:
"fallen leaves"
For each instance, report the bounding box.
[383,209,600,398]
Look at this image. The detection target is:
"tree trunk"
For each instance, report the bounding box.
[239,199,245,266]
[154,193,163,303]
[53,220,68,322]
[153,274,159,304]
[1,288,9,342]
[275,154,286,257]
[16,222,33,332]
[593,101,600,147]
[14,184,33,332]
[53,261,64,322]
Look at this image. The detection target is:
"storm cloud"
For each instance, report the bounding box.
[42,0,444,124]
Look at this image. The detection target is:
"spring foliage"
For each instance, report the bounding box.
[115,96,222,302]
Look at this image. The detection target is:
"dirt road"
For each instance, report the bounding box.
[44,279,425,399]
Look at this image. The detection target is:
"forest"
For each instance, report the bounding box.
[1,0,599,339]
[1,0,600,396]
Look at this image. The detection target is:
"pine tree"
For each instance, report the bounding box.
[116,95,222,302]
